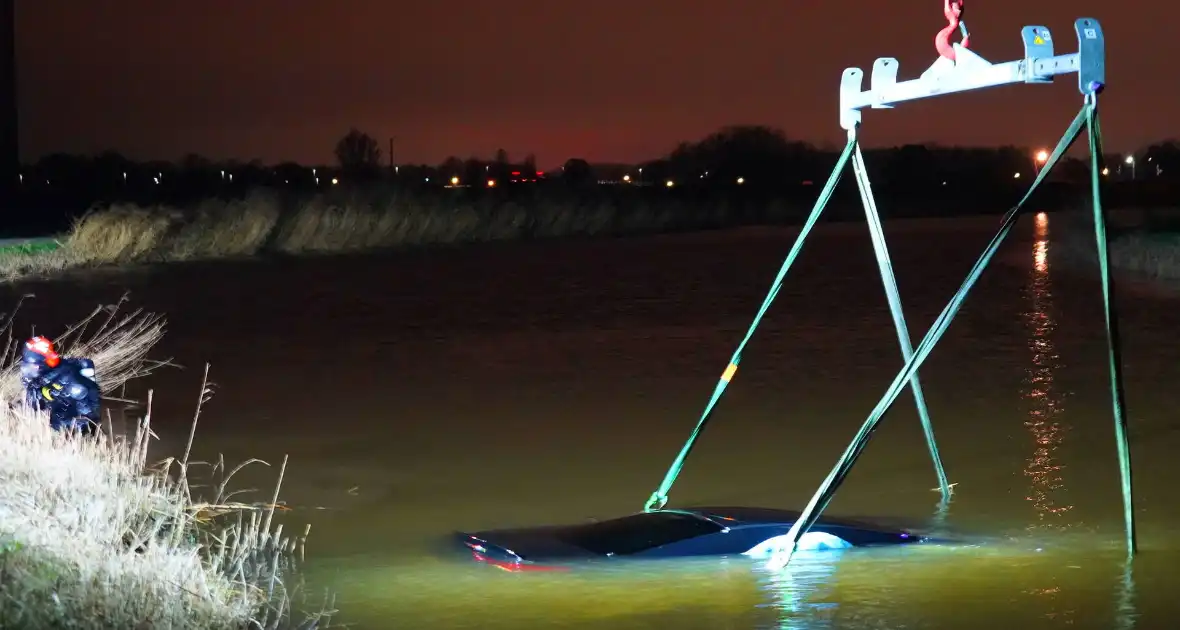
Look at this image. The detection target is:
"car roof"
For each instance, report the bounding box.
[671,506,901,531]
[664,505,799,524]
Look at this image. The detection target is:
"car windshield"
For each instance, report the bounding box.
[552,511,722,556]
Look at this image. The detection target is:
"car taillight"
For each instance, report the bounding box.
[470,552,569,572]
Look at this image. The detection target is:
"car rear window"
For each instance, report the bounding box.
[552,512,722,556]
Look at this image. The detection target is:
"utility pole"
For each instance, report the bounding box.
[1,0,17,205]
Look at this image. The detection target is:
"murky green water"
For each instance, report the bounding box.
[7,212,1179,629]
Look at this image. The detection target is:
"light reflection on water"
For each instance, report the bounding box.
[118,214,1168,629]
[1022,212,1074,529]
[299,542,1141,629]
[759,553,841,629]
[1019,212,1081,626]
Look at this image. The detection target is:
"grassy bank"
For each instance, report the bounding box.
[0,188,756,281]
[4,186,1178,285]
[0,300,333,629]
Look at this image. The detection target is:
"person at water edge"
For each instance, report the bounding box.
[19,336,102,435]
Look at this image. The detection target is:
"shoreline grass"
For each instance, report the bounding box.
[0,298,334,629]
[0,188,742,282]
[2,187,1179,286]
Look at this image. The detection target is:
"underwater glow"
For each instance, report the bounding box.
[743,532,853,559]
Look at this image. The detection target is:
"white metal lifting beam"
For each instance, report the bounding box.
[839,18,1106,131]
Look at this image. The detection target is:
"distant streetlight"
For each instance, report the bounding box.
[736,177,745,184]
[665,179,674,188]
[1102,167,1110,176]
[487,179,496,188]
[1034,149,1049,174]
[1014,172,1021,179]
[622,174,631,183]
[1125,155,1136,179]
[331,177,338,185]
[450,176,460,186]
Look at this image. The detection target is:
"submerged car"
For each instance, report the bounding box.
[455,506,925,571]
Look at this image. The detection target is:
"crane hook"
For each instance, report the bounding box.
[935,0,971,62]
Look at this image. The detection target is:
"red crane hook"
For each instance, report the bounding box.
[935,0,970,62]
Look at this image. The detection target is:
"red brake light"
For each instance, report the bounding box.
[470,552,569,572]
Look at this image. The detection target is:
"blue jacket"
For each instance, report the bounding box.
[23,357,101,432]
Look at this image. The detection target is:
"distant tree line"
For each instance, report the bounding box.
[4,124,1175,238]
[17,125,1172,195]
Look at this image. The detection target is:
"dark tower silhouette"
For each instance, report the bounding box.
[0,0,15,202]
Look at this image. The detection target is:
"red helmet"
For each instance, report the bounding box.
[24,336,60,368]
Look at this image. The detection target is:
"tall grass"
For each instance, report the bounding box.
[0,188,746,281]
[11,189,1180,287]
[0,298,334,629]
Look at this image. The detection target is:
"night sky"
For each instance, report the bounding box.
[15,1,1168,167]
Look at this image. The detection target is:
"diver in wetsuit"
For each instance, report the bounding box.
[20,336,102,435]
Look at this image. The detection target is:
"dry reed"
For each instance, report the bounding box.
[7,194,1180,293]
[0,188,731,281]
[0,298,334,629]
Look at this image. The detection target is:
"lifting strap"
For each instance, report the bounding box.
[1086,99,1137,556]
[643,136,857,512]
[769,97,1136,568]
